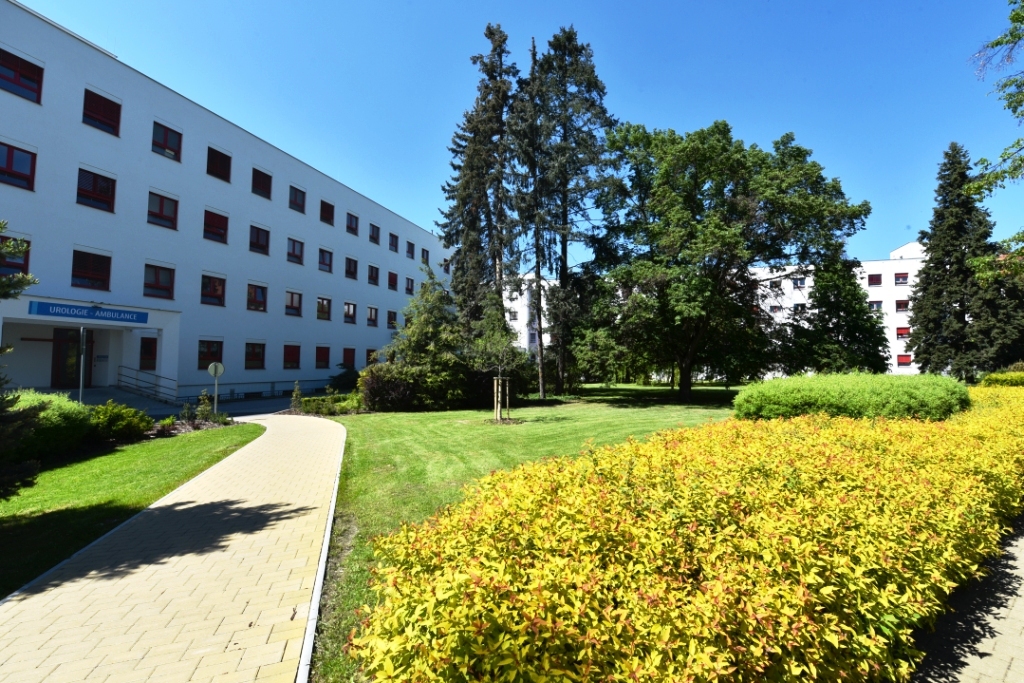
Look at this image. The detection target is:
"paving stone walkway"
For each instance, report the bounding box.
[0,414,345,683]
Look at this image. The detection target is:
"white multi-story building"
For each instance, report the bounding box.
[0,0,449,401]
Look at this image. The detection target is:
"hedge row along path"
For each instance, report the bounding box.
[0,414,345,683]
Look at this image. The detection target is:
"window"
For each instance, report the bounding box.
[421,248,430,265]
[869,301,882,311]
[245,343,265,370]
[249,226,269,255]
[71,250,111,290]
[198,340,223,370]
[319,249,333,273]
[367,306,378,327]
[77,169,116,212]
[344,302,356,324]
[868,273,882,286]
[82,90,120,136]
[283,345,301,369]
[369,224,380,244]
[896,300,910,312]
[0,48,43,103]
[529,332,537,344]
[791,277,806,289]
[0,237,29,275]
[252,168,272,199]
[143,264,174,299]
[201,275,226,306]
[769,279,781,290]
[147,193,177,229]
[406,241,415,259]
[342,347,356,369]
[206,147,231,182]
[152,122,182,161]
[320,201,334,225]
[346,213,359,236]
[203,210,228,243]
[316,346,330,369]
[769,305,782,313]
[368,265,379,286]
[897,354,913,367]
[389,233,399,252]
[140,338,157,372]
[405,277,414,295]
[345,257,358,279]
[896,327,910,340]
[443,259,450,275]
[317,296,331,320]
[366,349,377,366]
[289,186,306,213]
[287,238,304,264]
[387,310,398,329]
[509,310,518,321]
[247,284,267,311]
[0,143,35,190]
[895,272,909,286]
[388,271,398,291]
[286,291,302,316]
[793,303,807,312]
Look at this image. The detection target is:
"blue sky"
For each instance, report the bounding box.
[20,0,1024,262]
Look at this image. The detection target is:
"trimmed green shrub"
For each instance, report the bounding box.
[9,390,92,460]
[329,364,359,393]
[358,362,419,412]
[733,373,971,421]
[89,400,155,442]
[300,392,363,415]
[980,371,1024,387]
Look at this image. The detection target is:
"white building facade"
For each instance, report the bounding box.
[0,0,449,401]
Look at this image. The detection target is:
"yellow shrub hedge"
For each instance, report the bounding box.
[350,389,1024,682]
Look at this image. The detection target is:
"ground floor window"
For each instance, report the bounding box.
[198,340,222,370]
[140,337,157,371]
[283,344,301,369]
[342,347,356,369]
[366,349,377,365]
[245,342,265,369]
[897,354,913,367]
[316,346,330,369]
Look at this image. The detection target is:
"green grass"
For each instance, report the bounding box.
[311,384,734,681]
[0,424,264,598]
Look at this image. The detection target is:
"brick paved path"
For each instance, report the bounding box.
[0,415,345,683]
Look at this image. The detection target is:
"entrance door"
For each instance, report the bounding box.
[51,328,93,389]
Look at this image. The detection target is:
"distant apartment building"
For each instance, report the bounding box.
[0,0,450,401]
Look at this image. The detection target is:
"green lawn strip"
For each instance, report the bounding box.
[312,385,733,681]
[0,423,264,598]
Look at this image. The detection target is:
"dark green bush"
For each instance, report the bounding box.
[89,400,155,442]
[733,373,971,421]
[980,371,1024,387]
[329,364,360,393]
[9,390,92,460]
[358,363,419,412]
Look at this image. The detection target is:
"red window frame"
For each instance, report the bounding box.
[368,265,379,286]
[319,249,333,273]
[897,354,912,367]
[895,272,909,285]
[346,213,359,236]
[421,248,430,265]
[71,250,111,290]
[0,48,43,103]
[0,236,30,275]
[317,296,331,320]
[201,275,226,306]
[316,346,330,369]
[82,90,121,136]
[387,310,398,329]
[203,210,228,243]
[405,277,414,295]
[247,284,267,311]
[198,340,223,370]
[287,238,304,264]
[140,337,157,371]
[867,273,882,286]
[144,264,175,299]
[0,143,35,191]
[249,226,269,255]
[896,300,910,312]
[344,302,356,324]
[388,271,398,290]
[345,257,358,280]
[207,147,232,182]
[389,233,399,252]
[147,193,177,230]
[285,291,302,316]
[406,241,415,259]
[367,306,378,327]
[77,169,116,212]
[342,347,356,369]
[245,342,266,369]
[152,122,182,161]
[896,327,910,339]
[252,168,272,199]
[289,186,306,213]
[369,224,380,244]
[283,344,301,370]
[320,201,335,225]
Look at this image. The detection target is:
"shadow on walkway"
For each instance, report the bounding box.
[5,499,314,600]
[912,514,1024,682]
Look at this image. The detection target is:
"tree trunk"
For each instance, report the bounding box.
[555,189,569,395]
[678,357,693,402]
[534,240,546,400]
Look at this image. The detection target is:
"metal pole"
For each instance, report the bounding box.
[78,326,86,404]
[214,375,219,416]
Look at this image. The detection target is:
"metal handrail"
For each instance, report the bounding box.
[117,366,178,403]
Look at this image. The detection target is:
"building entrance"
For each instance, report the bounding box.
[51,328,93,389]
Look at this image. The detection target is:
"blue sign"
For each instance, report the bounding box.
[28,301,149,324]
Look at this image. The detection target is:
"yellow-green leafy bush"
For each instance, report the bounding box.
[350,388,1024,682]
[980,371,1024,387]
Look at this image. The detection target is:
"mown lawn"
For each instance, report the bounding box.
[0,423,264,598]
[312,384,735,681]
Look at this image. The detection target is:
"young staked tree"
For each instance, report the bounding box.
[469,293,527,419]
[438,24,519,333]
